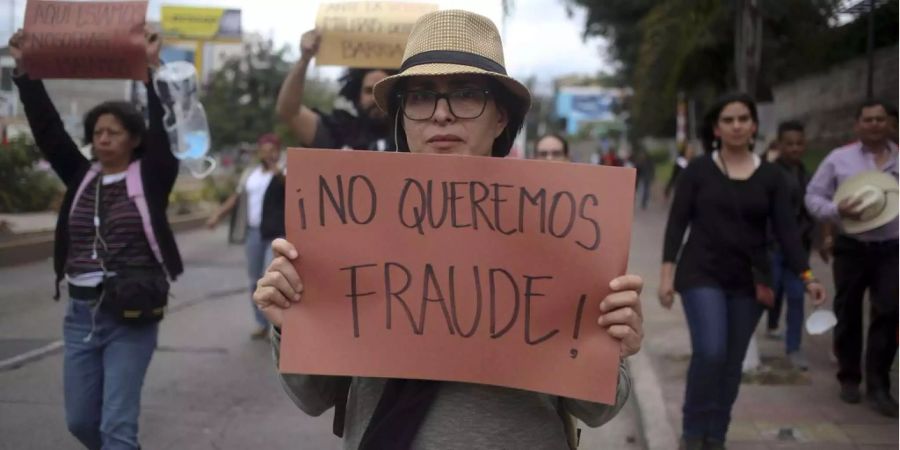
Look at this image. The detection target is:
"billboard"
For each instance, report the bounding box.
[161,6,241,41]
[555,87,624,136]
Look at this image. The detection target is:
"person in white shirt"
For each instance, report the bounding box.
[208,134,285,338]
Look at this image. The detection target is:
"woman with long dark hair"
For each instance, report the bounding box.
[9,28,181,449]
[658,93,826,449]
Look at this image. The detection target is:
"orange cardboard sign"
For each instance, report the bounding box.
[22,0,148,81]
[281,149,635,404]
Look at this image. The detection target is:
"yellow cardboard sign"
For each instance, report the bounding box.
[161,5,241,41]
[315,1,437,69]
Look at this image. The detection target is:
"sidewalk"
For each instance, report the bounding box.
[629,199,898,449]
[0,211,58,237]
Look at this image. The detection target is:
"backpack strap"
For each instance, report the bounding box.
[125,161,165,268]
[69,163,101,219]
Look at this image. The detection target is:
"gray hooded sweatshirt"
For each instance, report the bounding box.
[271,330,631,450]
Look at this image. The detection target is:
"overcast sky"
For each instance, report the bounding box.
[1,0,610,94]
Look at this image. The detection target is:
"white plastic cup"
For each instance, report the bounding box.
[805,309,838,335]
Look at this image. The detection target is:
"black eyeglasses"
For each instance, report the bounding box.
[536,148,566,159]
[397,88,491,121]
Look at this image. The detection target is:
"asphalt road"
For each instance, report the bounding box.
[0,226,642,450]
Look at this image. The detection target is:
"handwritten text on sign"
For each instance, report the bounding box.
[314,1,437,69]
[281,149,635,404]
[22,0,148,81]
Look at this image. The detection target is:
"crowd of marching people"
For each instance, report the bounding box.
[6,5,897,450]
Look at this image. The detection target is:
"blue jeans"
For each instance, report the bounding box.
[63,298,158,450]
[245,227,272,328]
[680,287,763,441]
[767,251,806,353]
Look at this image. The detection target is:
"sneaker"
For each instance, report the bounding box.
[787,351,809,371]
[867,390,899,417]
[704,438,727,450]
[251,326,269,340]
[840,383,862,404]
[765,328,782,340]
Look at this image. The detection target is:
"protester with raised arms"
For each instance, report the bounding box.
[9,27,181,450]
[276,30,397,151]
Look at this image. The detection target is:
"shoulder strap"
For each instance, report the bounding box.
[556,398,581,449]
[125,161,166,268]
[332,377,352,437]
[125,160,144,198]
[69,163,101,218]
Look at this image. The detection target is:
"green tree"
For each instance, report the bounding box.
[0,136,63,213]
[202,40,336,150]
[566,0,897,137]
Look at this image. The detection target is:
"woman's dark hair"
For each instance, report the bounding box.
[387,76,528,158]
[82,101,147,160]
[700,92,758,153]
[535,133,569,156]
[338,68,399,105]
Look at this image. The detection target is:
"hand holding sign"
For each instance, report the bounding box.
[270,149,640,404]
[255,238,645,356]
[145,25,162,70]
[254,239,304,328]
[298,29,323,63]
[8,30,25,72]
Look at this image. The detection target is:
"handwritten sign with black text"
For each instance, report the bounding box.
[314,1,436,69]
[22,0,148,81]
[280,149,636,404]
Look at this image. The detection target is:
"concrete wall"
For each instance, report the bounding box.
[773,45,898,151]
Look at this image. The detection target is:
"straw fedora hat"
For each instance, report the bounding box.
[373,9,531,115]
[833,170,899,234]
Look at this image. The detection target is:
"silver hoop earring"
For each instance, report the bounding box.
[712,139,719,151]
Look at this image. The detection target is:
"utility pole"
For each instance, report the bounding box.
[866,0,875,98]
[734,0,762,95]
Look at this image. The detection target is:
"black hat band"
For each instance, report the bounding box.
[400,50,507,75]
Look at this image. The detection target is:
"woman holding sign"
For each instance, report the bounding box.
[253,10,644,450]
[659,93,827,450]
[9,28,181,450]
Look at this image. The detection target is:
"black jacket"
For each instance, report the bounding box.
[14,73,183,297]
[261,174,285,240]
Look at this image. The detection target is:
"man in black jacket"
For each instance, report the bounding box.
[765,121,813,370]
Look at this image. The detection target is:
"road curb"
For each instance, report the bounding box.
[0,341,63,371]
[628,350,678,449]
[0,212,209,268]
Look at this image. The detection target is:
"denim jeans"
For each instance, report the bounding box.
[63,298,158,450]
[767,251,806,353]
[245,227,273,328]
[680,287,763,441]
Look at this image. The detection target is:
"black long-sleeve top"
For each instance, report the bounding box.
[662,154,809,294]
[14,72,183,295]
